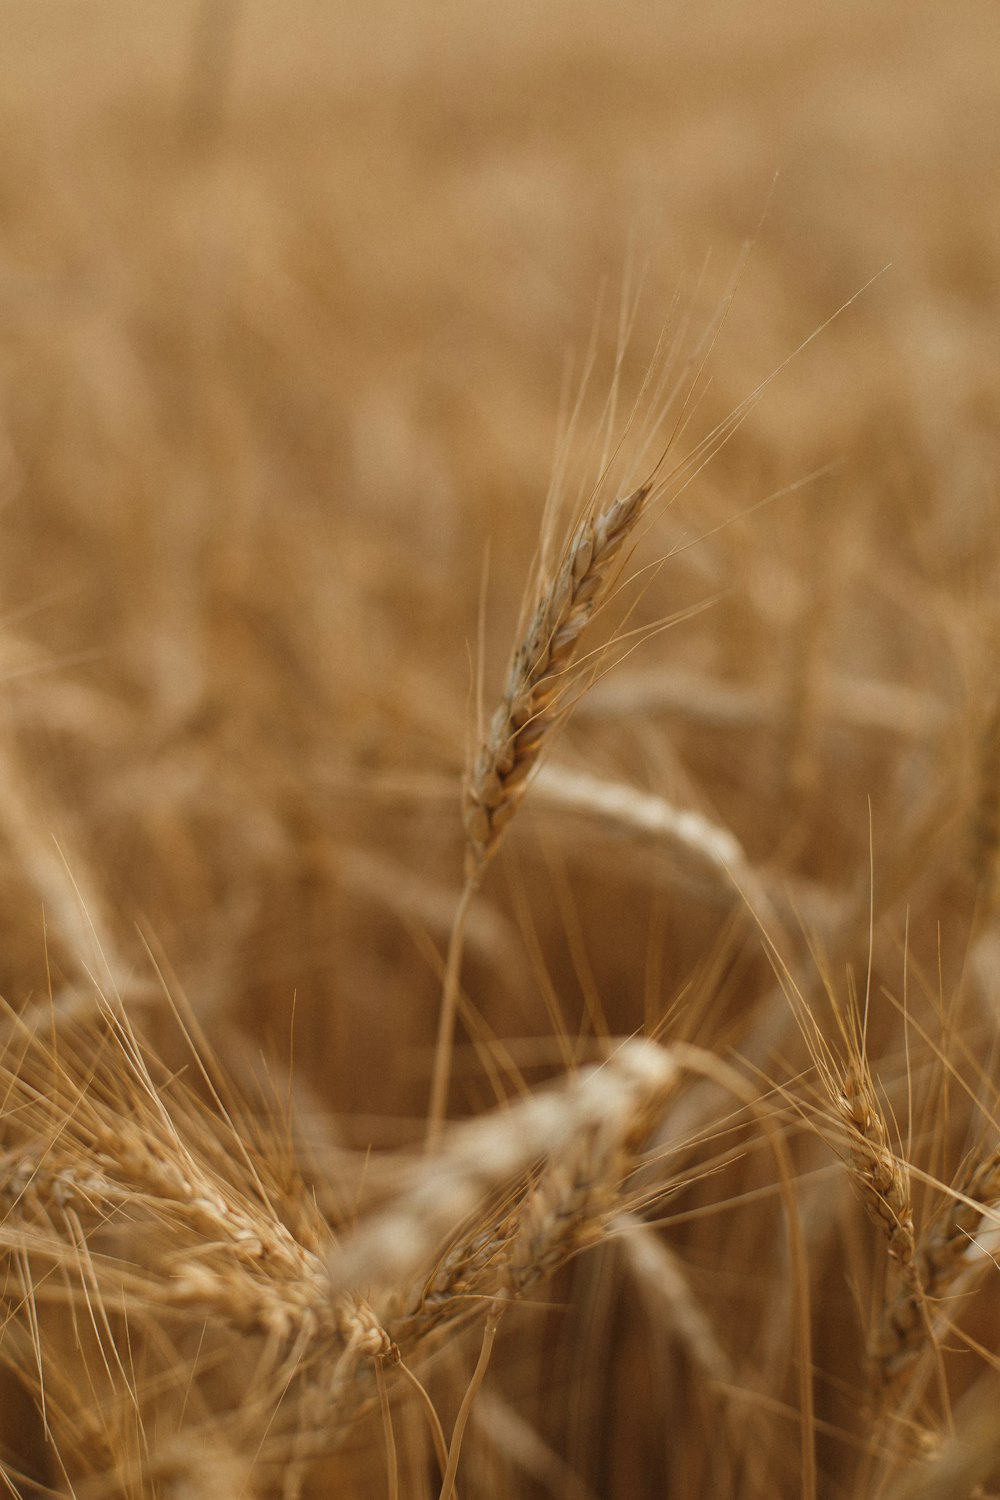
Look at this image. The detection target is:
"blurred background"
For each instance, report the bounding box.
[2,6,1000,1489]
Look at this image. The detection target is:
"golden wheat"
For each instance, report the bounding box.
[3,2,1000,1495]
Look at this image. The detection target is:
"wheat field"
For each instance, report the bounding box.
[2,1,1000,1496]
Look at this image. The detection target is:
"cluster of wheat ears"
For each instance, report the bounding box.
[2,283,1000,1500]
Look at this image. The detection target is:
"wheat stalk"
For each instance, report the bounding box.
[971,688,1000,913]
[428,480,655,1147]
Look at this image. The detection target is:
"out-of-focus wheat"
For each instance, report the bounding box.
[3,1,1000,1494]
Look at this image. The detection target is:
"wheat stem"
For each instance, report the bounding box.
[426,879,478,1151]
[375,1358,399,1500]
[438,1303,503,1500]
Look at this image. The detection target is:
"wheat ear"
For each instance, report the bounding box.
[463,482,651,876]
[875,1143,1000,1384]
[788,978,920,1390]
[837,1066,917,1275]
[531,761,774,914]
[335,1039,676,1315]
[280,1042,677,1453]
[428,482,653,1147]
[831,1062,928,1395]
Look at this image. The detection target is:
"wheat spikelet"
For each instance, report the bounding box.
[922,1146,1000,1287]
[0,1031,678,1478]
[410,1080,669,1338]
[792,990,923,1402]
[463,481,652,878]
[786,967,918,1328]
[875,1144,1000,1383]
[0,1014,415,1488]
[971,688,1000,911]
[832,1062,927,1396]
[837,1066,917,1274]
